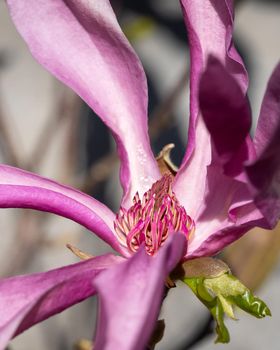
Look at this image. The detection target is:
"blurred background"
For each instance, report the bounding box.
[0,0,280,349]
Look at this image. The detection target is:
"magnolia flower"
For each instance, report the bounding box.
[0,0,279,349]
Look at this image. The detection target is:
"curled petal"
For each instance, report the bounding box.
[254,62,280,155]
[174,0,249,217]
[6,0,160,207]
[93,233,186,350]
[0,254,123,350]
[199,56,252,176]
[246,125,280,228]
[246,63,280,228]
[0,165,128,255]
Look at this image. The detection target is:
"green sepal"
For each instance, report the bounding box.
[204,274,271,319]
[180,258,271,344]
[228,290,271,318]
[184,277,230,343]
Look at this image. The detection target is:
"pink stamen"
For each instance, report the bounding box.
[114,175,195,255]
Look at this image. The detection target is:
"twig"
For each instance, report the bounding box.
[0,99,21,167]
[3,210,46,276]
[26,85,80,171]
[79,152,118,193]
[149,67,189,139]
[64,95,83,177]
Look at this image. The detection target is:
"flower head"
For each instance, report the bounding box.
[0,0,279,349]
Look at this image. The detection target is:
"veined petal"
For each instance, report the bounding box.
[0,254,123,350]
[6,0,160,207]
[93,233,186,350]
[174,0,249,217]
[0,165,128,255]
[245,63,280,228]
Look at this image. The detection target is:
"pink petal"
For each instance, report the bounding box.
[0,165,128,255]
[0,254,123,349]
[186,164,263,257]
[254,62,280,155]
[174,0,249,217]
[199,56,252,177]
[6,0,160,207]
[245,63,280,228]
[93,233,186,350]
[246,125,280,228]
[187,211,265,259]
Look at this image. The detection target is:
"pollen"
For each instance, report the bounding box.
[114,175,195,256]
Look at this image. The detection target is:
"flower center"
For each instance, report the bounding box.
[114,175,195,255]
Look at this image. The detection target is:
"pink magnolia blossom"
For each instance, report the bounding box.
[0,0,279,349]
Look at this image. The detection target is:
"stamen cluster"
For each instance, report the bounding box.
[114,175,195,255]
